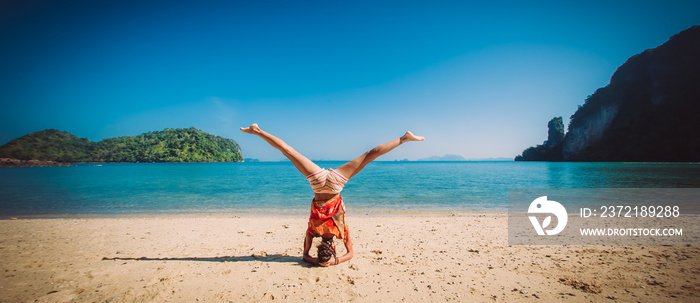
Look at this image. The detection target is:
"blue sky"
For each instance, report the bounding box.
[1,0,698,161]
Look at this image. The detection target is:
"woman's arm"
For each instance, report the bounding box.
[302,233,319,265]
[337,235,354,264]
[319,235,354,267]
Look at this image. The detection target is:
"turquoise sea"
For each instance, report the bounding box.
[0,161,698,217]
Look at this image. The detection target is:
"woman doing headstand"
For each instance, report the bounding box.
[240,123,424,267]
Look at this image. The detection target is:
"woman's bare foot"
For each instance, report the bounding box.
[400,131,425,143]
[240,123,261,134]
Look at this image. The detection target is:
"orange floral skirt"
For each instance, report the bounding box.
[307,195,348,241]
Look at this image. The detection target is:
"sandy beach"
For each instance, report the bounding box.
[1,214,698,302]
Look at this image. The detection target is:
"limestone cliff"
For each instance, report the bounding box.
[562,100,620,160]
[517,25,700,161]
[514,117,564,161]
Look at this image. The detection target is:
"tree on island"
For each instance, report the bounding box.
[0,127,243,163]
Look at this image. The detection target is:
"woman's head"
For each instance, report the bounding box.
[317,238,336,263]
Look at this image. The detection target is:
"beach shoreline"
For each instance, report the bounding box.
[0,209,509,220]
[1,215,698,302]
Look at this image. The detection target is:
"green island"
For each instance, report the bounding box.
[0,127,243,163]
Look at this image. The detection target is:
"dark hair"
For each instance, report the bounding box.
[317,238,336,263]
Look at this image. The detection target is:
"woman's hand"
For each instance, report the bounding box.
[303,253,319,266]
[318,255,337,267]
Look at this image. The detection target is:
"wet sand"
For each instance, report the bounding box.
[0,215,698,302]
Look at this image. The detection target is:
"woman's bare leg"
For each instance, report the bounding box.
[335,131,424,179]
[241,123,321,176]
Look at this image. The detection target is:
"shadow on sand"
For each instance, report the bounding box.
[102,254,310,266]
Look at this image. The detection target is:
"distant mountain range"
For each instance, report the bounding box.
[0,128,243,163]
[415,154,510,161]
[418,154,467,161]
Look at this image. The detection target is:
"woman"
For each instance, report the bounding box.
[241,123,424,267]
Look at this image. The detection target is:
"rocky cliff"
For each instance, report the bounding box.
[517,25,700,161]
[515,117,564,161]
